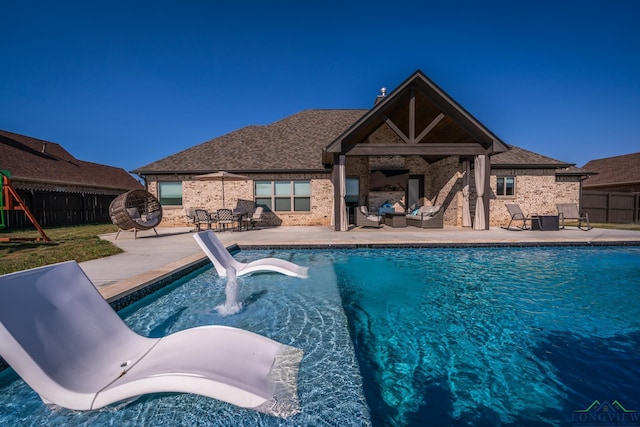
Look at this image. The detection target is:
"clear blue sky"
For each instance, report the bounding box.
[2,0,638,174]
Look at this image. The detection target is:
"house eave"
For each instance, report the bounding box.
[556,172,592,177]
[134,168,331,176]
[10,176,139,192]
[584,180,640,188]
[491,163,573,170]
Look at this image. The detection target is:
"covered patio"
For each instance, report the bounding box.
[323,70,509,231]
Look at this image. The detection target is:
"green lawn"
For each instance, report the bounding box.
[0,224,121,275]
[586,222,640,231]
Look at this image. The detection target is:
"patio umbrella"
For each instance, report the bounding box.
[195,171,250,208]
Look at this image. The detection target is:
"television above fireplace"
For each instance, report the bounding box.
[370,169,409,192]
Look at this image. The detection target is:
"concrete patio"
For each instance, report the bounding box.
[80,225,640,303]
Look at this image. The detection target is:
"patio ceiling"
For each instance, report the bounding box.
[323,70,509,165]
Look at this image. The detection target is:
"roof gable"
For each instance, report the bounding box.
[0,130,142,191]
[324,70,509,161]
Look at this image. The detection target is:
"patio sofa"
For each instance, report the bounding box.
[405,205,444,229]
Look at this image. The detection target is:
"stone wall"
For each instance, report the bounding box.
[144,152,582,229]
[427,157,463,226]
[484,170,582,227]
[145,172,334,227]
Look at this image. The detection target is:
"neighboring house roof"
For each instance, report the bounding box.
[582,152,640,189]
[132,109,367,174]
[0,130,142,191]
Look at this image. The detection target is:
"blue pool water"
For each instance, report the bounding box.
[1,246,639,426]
[335,247,640,426]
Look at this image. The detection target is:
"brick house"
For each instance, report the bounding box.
[132,70,588,230]
[0,130,143,228]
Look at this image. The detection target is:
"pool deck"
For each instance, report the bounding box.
[80,225,640,303]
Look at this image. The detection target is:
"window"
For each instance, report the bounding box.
[158,181,182,205]
[496,176,515,196]
[255,180,311,212]
[345,177,360,204]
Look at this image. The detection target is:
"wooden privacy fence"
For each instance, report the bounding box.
[2,189,117,229]
[582,191,640,224]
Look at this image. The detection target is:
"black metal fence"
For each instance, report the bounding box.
[582,191,640,224]
[2,189,117,229]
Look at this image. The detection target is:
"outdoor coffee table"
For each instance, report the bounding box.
[233,210,247,231]
[385,212,407,228]
[531,215,559,231]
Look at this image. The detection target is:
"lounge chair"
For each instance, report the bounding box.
[557,203,592,230]
[405,205,444,228]
[242,206,264,230]
[109,189,162,240]
[0,261,302,417]
[355,206,383,228]
[502,204,537,230]
[193,230,309,278]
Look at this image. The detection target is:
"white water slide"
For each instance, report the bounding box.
[0,261,303,417]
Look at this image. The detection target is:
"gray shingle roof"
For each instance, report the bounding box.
[132,109,367,174]
[582,152,640,188]
[491,144,590,175]
[0,130,143,190]
[132,109,584,176]
[491,144,571,167]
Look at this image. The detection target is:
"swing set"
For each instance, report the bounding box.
[0,170,50,242]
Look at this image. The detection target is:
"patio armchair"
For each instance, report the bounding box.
[216,208,235,232]
[502,204,537,230]
[242,206,264,230]
[556,203,592,230]
[356,206,383,228]
[194,208,217,232]
[405,205,444,229]
[185,207,198,231]
[0,261,303,417]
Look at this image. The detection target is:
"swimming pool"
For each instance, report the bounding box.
[335,247,640,426]
[0,246,639,426]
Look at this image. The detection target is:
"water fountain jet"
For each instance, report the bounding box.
[216,266,242,316]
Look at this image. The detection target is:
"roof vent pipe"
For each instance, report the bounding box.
[42,142,47,153]
[374,87,387,106]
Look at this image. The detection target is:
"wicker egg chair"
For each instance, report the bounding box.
[109,189,163,239]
